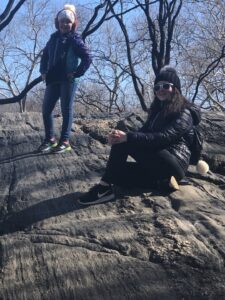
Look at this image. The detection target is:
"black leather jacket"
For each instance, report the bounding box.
[127,105,201,171]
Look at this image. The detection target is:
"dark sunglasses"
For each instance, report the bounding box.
[154,83,174,92]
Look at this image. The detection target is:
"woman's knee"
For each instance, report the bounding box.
[110,142,130,156]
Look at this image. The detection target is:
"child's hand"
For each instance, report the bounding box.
[67,73,74,80]
[41,74,46,81]
[108,130,127,145]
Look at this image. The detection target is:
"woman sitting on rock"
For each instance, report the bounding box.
[78,66,201,206]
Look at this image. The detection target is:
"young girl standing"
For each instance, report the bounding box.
[39,4,92,153]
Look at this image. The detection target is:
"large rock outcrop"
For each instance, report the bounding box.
[0,111,225,300]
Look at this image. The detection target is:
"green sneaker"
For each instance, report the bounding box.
[51,141,72,154]
[38,139,57,153]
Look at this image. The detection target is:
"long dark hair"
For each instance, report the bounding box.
[148,87,191,119]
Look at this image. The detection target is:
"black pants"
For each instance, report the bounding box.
[101,143,185,188]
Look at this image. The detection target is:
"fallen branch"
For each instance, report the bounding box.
[0,76,42,105]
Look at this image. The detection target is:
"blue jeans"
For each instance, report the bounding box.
[42,81,77,141]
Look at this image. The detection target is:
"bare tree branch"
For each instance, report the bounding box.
[192,45,225,102]
[0,76,42,104]
[82,0,119,40]
[0,0,27,32]
[0,0,14,23]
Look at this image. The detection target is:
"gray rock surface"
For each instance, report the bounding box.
[0,111,225,300]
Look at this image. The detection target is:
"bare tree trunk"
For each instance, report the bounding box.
[138,0,183,75]
[108,0,148,112]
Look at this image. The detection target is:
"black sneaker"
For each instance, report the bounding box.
[52,141,72,154]
[78,184,115,206]
[38,139,57,153]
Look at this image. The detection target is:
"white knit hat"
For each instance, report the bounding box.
[57,4,76,23]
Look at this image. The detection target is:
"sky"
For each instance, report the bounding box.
[1,0,98,11]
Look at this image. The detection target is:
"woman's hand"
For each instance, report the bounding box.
[108,129,127,145]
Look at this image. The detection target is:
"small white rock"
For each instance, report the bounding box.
[196,160,209,175]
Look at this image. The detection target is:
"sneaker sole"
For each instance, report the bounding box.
[39,147,52,153]
[78,193,115,206]
[52,147,72,154]
[169,176,179,191]
[38,142,58,153]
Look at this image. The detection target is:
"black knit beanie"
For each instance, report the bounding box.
[154,66,181,93]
